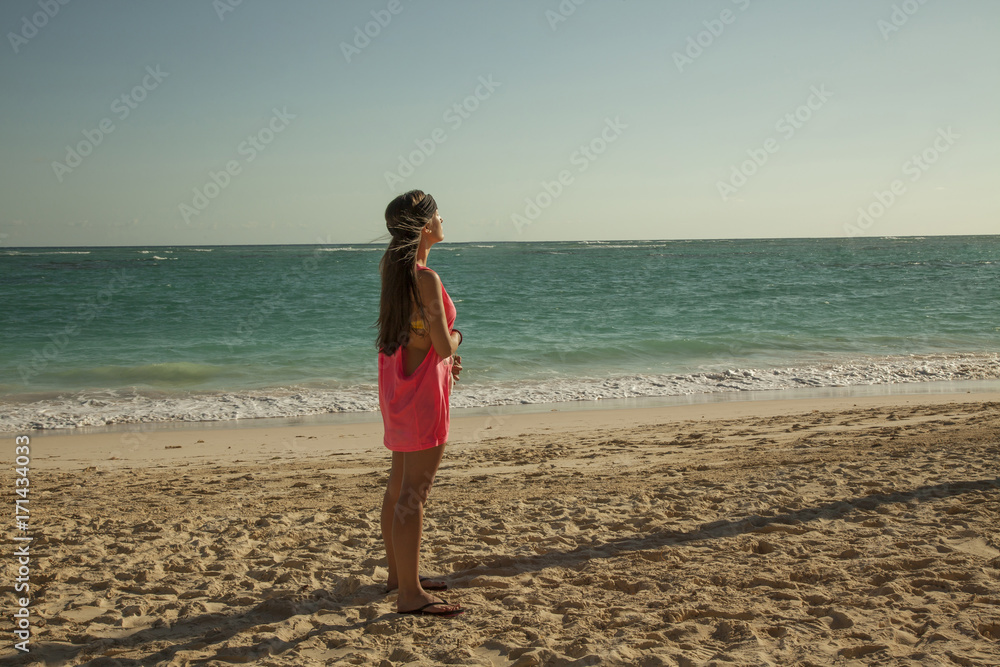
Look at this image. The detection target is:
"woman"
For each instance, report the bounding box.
[375,190,464,617]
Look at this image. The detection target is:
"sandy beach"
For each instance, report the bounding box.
[4,392,999,666]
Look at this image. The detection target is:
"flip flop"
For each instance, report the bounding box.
[397,599,465,617]
[384,576,448,594]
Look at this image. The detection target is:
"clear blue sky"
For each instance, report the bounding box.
[1,0,997,246]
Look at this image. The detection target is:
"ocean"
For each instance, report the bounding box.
[2,236,998,432]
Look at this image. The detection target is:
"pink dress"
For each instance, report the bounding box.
[378,265,457,452]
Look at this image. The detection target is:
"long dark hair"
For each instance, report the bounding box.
[375,190,436,356]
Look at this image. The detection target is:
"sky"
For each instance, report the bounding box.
[1,0,997,246]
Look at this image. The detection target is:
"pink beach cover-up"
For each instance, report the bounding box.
[377,265,457,452]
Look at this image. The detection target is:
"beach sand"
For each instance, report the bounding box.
[3,393,999,666]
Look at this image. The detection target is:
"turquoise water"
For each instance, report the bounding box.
[1,237,998,430]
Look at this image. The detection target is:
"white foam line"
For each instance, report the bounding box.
[1,353,997,433]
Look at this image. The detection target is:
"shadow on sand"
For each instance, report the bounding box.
[12,477,997,665]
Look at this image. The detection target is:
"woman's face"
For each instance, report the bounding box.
[424,209,445,243]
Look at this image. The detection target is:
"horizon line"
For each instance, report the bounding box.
[4,233,999,250]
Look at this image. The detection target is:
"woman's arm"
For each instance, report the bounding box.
[415,269,460,359]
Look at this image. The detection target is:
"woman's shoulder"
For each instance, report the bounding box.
[415,264,441,282]
[414,264,442,294]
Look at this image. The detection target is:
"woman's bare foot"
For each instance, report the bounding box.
[396,591,464,616]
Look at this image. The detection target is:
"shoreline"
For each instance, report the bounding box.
[26,389,1000,471]
[6,376,1000,440]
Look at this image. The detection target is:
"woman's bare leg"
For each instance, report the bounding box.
[391,444,459,613]
[381,451,404,590]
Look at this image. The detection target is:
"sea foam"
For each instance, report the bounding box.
[2,353,996,432]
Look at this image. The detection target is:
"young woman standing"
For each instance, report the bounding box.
[375,190,464,617]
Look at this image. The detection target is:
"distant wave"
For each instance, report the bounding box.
[582,243,663,249]
[56,361,226,385]
[2,250,91,256]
